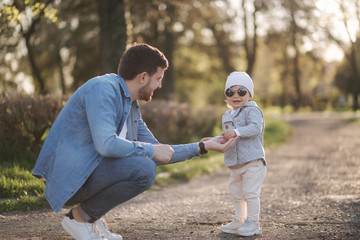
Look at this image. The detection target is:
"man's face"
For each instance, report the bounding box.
[138,67,164,102]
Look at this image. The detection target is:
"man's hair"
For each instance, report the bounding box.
[118,43,169,80]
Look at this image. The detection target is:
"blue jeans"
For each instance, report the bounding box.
[66,156,157,222]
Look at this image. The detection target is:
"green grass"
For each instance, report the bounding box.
[343,117,360,124]
[0,116,292,213]
[264,117,292,148]
[0,164,48,212]
[154,151,224,188]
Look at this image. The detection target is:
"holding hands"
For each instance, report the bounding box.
[201,136,239,153]
[221,129,237,140]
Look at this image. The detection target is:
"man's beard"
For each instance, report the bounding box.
[138,82,153,102]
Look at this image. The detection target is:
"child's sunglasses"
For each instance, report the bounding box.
[225,87,248,97]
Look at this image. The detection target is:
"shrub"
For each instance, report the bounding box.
[140,100,220,144]
[0,92,66,168]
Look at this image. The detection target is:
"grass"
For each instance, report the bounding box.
[0,164,48,212]
[264,117,292,148]
[0,116,292,213]
[343,117,360,124]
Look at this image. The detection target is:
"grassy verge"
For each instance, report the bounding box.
[343,117,360,124]
[0,165,48,212]
[0,117,292,213]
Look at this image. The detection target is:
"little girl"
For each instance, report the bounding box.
[219,72,266,237]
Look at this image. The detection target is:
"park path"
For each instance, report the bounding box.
[1,112,359,239]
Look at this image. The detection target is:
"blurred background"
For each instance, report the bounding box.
[1,0,359,110]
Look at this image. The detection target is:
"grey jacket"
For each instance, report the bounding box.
[222,101,265,167]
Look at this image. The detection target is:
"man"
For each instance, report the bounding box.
[33,43,238,240]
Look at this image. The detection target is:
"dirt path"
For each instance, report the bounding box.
[1,112,360,240]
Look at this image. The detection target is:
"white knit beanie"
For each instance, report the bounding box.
[225,72,254,97]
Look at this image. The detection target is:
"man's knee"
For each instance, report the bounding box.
[134,158,156,189]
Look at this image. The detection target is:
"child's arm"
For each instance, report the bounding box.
[235,108,264,138]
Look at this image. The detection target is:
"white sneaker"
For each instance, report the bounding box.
[95,218,123,240]
[236,218,261,236]
[220,220,243,234]
[62,215,104,240]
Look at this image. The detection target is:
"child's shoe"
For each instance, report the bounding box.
[236,218,261,236]
[220,220,244,234]
[220,200,246,234]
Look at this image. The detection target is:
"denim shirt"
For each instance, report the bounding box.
[222,101,265,167]
[33,74,200,212]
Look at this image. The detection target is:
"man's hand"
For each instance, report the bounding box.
[201,136,239,153]
[153,144,175,163]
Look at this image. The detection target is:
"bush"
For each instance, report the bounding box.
[264,118,292,148]
[0,93,66,168]
[140,100,220,144]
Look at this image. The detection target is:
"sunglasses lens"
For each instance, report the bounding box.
[238,87,248,96]
[225,88,235,97]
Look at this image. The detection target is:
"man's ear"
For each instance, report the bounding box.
[137,72,147,84]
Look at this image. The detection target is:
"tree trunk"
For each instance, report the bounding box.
[209,24,235,74]
[290,4,301,110]
[349,44,360,111]
[55,48,66,94]
[154,4,176,100]
[242,0,258,76]
[23,23,46,94]
[98,0,127,74]
[353,92,359,112]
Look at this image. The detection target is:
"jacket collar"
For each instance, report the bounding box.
[117,74,132,100]
[227,101,258,118]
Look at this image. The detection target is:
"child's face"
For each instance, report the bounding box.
[225,85,252,110]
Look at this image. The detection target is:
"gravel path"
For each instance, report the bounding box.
[1,112,359,240]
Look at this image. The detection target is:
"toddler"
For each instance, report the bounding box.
[219,72,266,237]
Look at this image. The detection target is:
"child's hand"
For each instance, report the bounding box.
[221,129,237,140]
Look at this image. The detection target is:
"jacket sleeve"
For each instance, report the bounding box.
[236,107,264,138]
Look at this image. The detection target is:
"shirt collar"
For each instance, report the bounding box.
[117,74,132,100]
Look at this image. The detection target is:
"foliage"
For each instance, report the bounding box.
[0,93,66,167]
[264,117,292,148]
[0,0,58,29]
[0,165,45,199]
[140,100,220,144]
[343,117,360,124]
[0,164,48,212]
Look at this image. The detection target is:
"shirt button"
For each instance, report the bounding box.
[225,126,228,129]
[134,120,138,123]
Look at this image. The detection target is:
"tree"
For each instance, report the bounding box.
[326,0,360,111]
[98,0,127,74]
[0,0,58,93]
[334,38,360,111]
